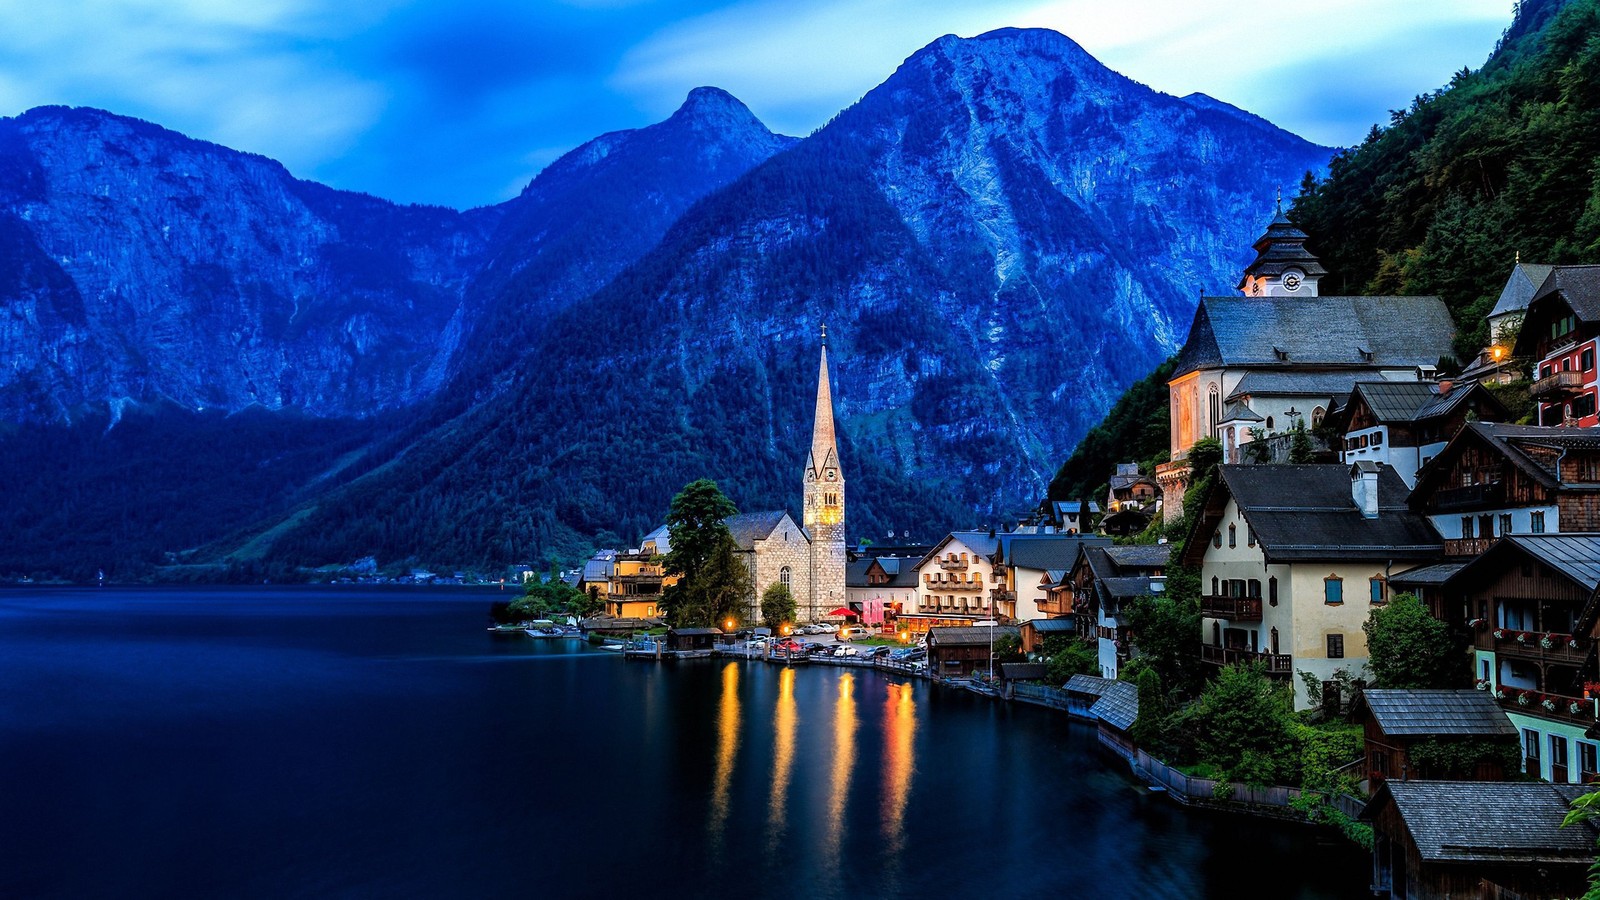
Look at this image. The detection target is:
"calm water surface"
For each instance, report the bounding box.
[0,587,1369,898]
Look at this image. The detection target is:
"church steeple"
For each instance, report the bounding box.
[808,325,840,483]
[1237,203,1327,297]
[802,326,846,623]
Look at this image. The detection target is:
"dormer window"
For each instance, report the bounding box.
[1358,347,1374,362]
[1273,347,1289,361]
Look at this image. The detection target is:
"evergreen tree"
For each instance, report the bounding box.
[1289,421,1316,464]
[761,583,797,629]
[661,479,739,624]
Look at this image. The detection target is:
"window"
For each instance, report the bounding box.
[1248,579,1262,598]
[1211,576,1220,595]
[1553,735,1571,782]
[780,566,791,588]
[1581,743,1598,784]
[1461,516,1474,539]
[1228,524,1237,548]
[1480,515,1495,538]
[1525,729,1542,773]
[1576,392,1598,419]
[1269,577,1279,607]
[1325,576,1343,605]
[1500,514,1514,535]
[1214,530,1222,549]
[1372,431,1384,446]
[1327,633,1345,658]
[1585,457,1600,483]
[1370,577,1385,604]
[1532,511,1547,534]
[1584,348,1596,372]
[1208,386,1221,438]
[1247,526,1256,547]
[1542,364,1555,379]
[1270,626,1280,654]
[1266,416,1274,430]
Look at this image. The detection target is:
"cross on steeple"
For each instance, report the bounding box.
[820,322,827,346]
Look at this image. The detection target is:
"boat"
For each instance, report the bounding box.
[524,625,581,638]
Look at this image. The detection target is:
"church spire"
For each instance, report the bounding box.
[809,325,838,479]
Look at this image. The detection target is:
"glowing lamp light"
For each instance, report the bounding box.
[782,625,792,636]
[725,619,735,631]
[1491,345,1506,361]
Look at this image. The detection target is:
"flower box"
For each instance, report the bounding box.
[1517,692,1532,706]
[1571,701,1587,715]
[1494,628,1507,640]
[1543,698,1558,711]
[1475,679,1489,691]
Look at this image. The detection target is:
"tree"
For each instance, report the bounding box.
[667,531,753,628]
[1125,592,1202,698]
[1563,791,1600,900]
[993,633,1025,665]
[1363,592,1465,689]
[761,582,797,629]
[1041,634,1097,683]
[1175,662,1300,785]
[661,479,739,625]
[1288,421,1316,463]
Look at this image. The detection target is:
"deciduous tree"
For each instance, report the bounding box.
[1363,592,1464,688]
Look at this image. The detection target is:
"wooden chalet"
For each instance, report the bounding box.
[1510,265,1600,427]
[1336,379,1508,488]
[1364,781,1596,900]
[1408,422,1600,557]
[1352,689,1517,791]
[1068,544,1170,680]
[925,625,1019,678]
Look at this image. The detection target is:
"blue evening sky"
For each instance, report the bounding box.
[0,0,1514,209]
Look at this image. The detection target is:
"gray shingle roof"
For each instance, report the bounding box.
[1102,576,1157,599]
[1027,618,1078,633]
[1358,689,1516,737]
[1503,535,1600,590]
[1001,533,1110,571]
[1488,262,1554,320]
[1368,781,1596,864]
[1221,400,1264,422]
[724,511,795,550]
[1388,560,1469,586]
[1192,464,1442,563]
[1346,380,1505,426]
[927,625,1020,646]
[1065,674,1114,696]
[1000,662,1048,681]
[1528,265,1600,322]
[1227,371,1372,400]
[1174,295,1456,378]
[1104,545,1173,569]
[1089,680,1139,731]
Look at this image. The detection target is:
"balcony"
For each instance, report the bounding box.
[1200,594,1263,621]
[990,589,1017,604]
[1494,688,1600,726]
[1477,628,1590,664]
[1036,595,1072,616]
[1444,537,1497,557]
[1433,482,1506,511]
[1199,643,1293,674]
[938,556,969,570]
[927,579,983,592]
[1532,369,1586,399]
[614,573,665,584]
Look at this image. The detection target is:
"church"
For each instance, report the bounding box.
[626,333,848,625]
[729,333,849,624]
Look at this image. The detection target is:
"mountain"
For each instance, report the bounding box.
[253,27,1332,573]
[1291,0,1600,357]
[0,106,498,422]
[0,91,796,580]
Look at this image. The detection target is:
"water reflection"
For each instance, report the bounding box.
[766,666,797,852]
[881,680,916,854]
[707,661,741,846]
[822,672,856,872]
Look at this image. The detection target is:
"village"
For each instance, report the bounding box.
[520,209,1600,900]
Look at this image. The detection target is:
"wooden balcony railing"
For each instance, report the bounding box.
[1199,643,1293,674]
[938,557,969,570]
[1531,369,1586,399]
[1478,629,1591,664]
[1444,537,1497,557]
[1493,688,1600,726]
[1433,482,1506,511]
[1036,596,1072,616]
[990,589,1017,604]
[1200,594,1263,621]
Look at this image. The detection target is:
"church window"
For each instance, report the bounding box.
[1208,386,1221,437]
[780,567,791,588]
[1312,406,1326,428]
[1228,525,1236,548]
[1266,416,1274,430]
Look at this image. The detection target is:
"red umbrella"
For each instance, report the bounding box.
[827,607,858,618]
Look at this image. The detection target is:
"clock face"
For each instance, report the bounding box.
[1283,271,1303,292]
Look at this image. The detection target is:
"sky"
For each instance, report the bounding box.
[0,0,1516,209]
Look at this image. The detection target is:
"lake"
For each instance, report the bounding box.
[0,586,1370,898]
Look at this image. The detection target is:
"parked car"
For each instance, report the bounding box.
[833,646,859,658]
[866,646,892,659]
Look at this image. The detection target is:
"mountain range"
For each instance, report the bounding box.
[0,27,1331,579]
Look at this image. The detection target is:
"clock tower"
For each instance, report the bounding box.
[1237,202,1326,298]
[803,326,847,624]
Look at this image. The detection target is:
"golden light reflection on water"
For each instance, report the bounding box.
[708,661,740,844]
[881,680,916,852]
[822,671,856,870]
[765,665,797,849]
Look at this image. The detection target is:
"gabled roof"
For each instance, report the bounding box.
[1365,781,1595,864]
[1089,680,1140,731]
[1026,618,1077,633]
[1173,295,1456,378]
[1451,534,1600,595]
[1356,689,1516,737]
[1387,560,1469,587]
[1411,423,1600,503]
[1227,371,1372,401]
[1104,545,1173,569]
[1220,400,1264,423]
[1065,673,1115,696]
[724,511,801,550]
[1346,380,1504,425]
[998,533,1111,571]
[581,555,615,583]
[1236,209,1328,289]
[999,662,1048,682]
[1182,464,1442,566]
[640,524,672,553]
[927,625,1020,646]
[1488,262,1554,321]
[915,531,1003,570]
[1510,266,1600,356]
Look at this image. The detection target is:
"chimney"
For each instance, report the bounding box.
[1436,379,1454,397]
[1351,461,1380,518]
